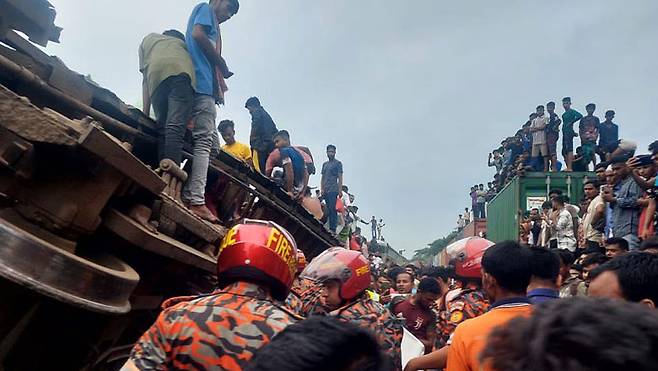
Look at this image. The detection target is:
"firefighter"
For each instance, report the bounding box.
[302,247,404,371]
[123,219,300,370]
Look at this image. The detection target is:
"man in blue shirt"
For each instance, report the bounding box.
[273,130,308,201]
[603,157,645,250]
[526,247,560,304]
[183,0,239,222]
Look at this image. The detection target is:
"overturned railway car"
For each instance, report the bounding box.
[0,1,337,369]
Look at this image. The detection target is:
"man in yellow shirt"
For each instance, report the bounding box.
[446,241,533,371]
[218,120,252,164]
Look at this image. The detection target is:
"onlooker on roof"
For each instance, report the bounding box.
[265,146,314,177]
[482,298,658,371]
[529,105,549,171]
[561,97,583,172]
[488,150,503,175]
[245,97,278,173]
[597,110,619,162]
[604,237,629,258]
[579,103,600,169]
[463,207,471,224]
[139,30,195,164]
[217,120,251,163]
[526,247,560,304]
[582,180,605,251]
[272,130,308,200]
[183,0,239,223]
[602,156,645,250]
[545,101,561,172]
[589,252,658,309]
[321,144,343,234]
[475,184,487,219]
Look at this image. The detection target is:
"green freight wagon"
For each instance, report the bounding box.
[487,172,596,243]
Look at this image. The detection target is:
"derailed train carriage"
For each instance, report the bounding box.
[0,1,337,369]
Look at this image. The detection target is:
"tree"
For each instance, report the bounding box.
[413,230,460,261]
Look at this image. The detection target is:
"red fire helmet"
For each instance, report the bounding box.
[296,250,307,274]
[445,237,494,279]
[217,219,298,301]
[301,247,371,300]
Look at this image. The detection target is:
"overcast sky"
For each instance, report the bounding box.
[43,0,658,258]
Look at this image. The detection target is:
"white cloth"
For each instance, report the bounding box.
[554,208,577,251]
[531,114,548,144]
[583,195,605,243]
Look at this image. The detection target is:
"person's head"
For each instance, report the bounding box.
[465,207,469,212]
[575,146,583,156]
[548,189,562,201]
[326,144,337,160]
[162,29,185,41]
[562,97,572,110]
[216,220,298,301]
[610,157,630,179]
[273,130,290,149]
[604,237,630,258]
[589,253,658,309]
[415,277,441,309]
[605,168,617,186]
[481,297,658,371]
[640,237,658,254]
[244,96,261,112]
[479,184,484,190]
[404,264,417,276]
[419,266,450,290]
[395,271,414,294]
[580,253,608,282]
[217,120,236,144]
[541,201,552,214]
[604,109,615,122]
[556,249,576,281]
[376,275,392,294]
[546,101,556,113]
[493,149,500,157]
[210,0,240,24]
[245,316,386,371]
[528,247,560,290]
[585,103,596,115]
[529,208,539,220]
[650,140,658,166]
[481,241,532,301]
[535,105,544,115]
[594,163,607,182]
[583,180,600,200]
[551,194,567,210]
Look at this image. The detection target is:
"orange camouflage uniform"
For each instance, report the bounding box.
[130,281,298,370]
[435,288,489,349]
[331,297,404,371]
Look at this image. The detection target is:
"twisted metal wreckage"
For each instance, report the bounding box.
[0,1,338,369]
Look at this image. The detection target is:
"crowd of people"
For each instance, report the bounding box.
[138,0,383,245]
[123,215,658,371]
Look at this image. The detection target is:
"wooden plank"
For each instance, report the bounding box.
[77,125,165,196]
[159,196,227,243]
[103,209,216,273]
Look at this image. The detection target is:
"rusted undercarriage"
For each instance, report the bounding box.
[0,1,337,369]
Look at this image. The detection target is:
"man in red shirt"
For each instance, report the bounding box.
[392,277,441,353]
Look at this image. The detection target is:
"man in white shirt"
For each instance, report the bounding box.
[550,195,577,251]
[582,180,605,252]
[530,105,549,171]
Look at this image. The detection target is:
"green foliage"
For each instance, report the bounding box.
[413,230,460,260]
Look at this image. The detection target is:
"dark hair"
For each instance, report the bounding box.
[162,29,185,41]
[217,119,235,132]
[610,155,629,164]
[594,162,608,171]
[640,237,658,251]
[556,249,575,266]
[605,237,629,251]
[586,103,596,110]
[245,96,261,108]
[387,266,405,282]
[420,266,450,282]
[546,101,555,107]
[589,253,658,304]
[581,253,608,268]
[649,140,658,155]
[396,271,415,282]
[273,130,290,141]
[541,201,552,210]
[326,144,336,151]
[481,297,658,371]
[583,179,600,188]
[482,241,532,293]
[605,109,615,117]
[417,277,441,294]
[226,0,240,14]
[552,195,567,205]
[529,247,560,281]
[245,317,386,371]
[562,97,571,103]
[548,189,563,196]
[536,105,544,110]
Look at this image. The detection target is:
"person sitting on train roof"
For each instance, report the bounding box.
[217,119,251,164]
[272,130,309,201]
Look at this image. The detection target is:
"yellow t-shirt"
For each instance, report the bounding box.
[222,142,252,163]
[446,303,532,371]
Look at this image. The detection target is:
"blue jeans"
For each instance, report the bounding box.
[182,95,216,206]
[622,234,640,251]
[325,191,339,233]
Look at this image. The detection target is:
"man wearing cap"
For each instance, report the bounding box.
[245,97,278,174]
[561,97,583,172]
[597,110,619,162]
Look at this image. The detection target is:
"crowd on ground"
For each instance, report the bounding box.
[137,0,383,244]
[123,215,658,371]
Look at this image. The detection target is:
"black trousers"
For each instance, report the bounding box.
[152,74,194,164]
